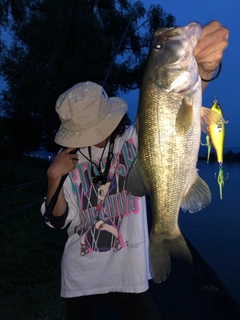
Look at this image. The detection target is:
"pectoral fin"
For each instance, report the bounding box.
[176,97,193,135]
[181,172,211,213]
[125,156,149,196]
[201,107,228,133]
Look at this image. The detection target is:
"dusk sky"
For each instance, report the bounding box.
[121,0,238,149]
[0,1,237,148]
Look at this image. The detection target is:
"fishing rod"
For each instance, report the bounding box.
[43,148,79,222]
[44,10,134,222]
[102,10,134,87]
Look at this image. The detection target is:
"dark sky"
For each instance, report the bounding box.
[0,1,236,148]
[121,0,237,148]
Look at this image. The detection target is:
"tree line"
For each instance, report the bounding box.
[0,0,175,156]
[199,149,240,162]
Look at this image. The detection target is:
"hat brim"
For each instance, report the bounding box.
[54,97,128,148]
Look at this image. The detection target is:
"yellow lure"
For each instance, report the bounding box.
[208,101,226,165]
[208,100,229,199]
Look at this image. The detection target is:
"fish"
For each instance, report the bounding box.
[126,22,225,283]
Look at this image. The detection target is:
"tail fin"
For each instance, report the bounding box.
[150,231,192,283]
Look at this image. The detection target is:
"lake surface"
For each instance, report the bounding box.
[179,160,240,305]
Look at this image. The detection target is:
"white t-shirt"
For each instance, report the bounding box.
[42,125,151,298]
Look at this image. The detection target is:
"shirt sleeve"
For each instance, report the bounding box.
[40,175,79,229]
[49,204,69,229]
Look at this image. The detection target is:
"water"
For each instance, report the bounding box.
[25,149,55,161]
[33,149,240,304]
[179,160,240,305]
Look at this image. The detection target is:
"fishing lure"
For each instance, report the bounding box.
[209,100,225,165]
[208,100,228,199]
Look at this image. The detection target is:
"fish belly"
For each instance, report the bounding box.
[138,88,200,282]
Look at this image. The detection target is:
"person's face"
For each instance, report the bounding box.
[94,139,107,148]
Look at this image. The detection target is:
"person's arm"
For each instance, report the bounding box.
[194,20,229,91]
[45,147,79,217]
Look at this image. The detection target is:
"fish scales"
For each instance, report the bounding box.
[126,22,219,283]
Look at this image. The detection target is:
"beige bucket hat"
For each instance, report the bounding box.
[54,81,128,148]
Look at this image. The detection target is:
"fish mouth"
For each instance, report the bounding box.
[178,22,203,47]
[167,60,185,70]
[158,22,202,49]
[167,55,196,71]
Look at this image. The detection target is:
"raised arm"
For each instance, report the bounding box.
[194,20,229,91]
[46,148,78,217]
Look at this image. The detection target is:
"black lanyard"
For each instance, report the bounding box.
[80,135,115,185]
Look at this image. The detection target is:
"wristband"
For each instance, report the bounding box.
[201,62,222,82]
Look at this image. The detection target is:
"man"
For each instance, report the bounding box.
[41,21,229,320]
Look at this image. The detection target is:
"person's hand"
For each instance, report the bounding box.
[194,21,229,85]
[47,148,78,180]
[45,147,78,217]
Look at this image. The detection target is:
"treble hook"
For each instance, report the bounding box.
[214,90,217,103]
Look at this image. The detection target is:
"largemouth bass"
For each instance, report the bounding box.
[126,22,224,283]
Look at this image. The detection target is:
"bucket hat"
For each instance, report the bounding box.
[54,81,128,148]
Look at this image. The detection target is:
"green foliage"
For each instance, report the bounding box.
[0,0,175,153]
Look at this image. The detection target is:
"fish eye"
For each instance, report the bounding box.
[155,44,162,50]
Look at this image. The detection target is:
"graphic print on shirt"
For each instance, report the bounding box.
[69,138,140,256]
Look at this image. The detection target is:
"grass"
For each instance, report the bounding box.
[1,155,240,320]
[0,156,67,319]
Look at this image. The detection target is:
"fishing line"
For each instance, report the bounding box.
[214,32,218,98]
[0,199,44,220]
[0,180,46,220]
[102,10,134,87]
[102,4,156,87]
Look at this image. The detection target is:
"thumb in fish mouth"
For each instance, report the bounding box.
[183,22,203,48]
